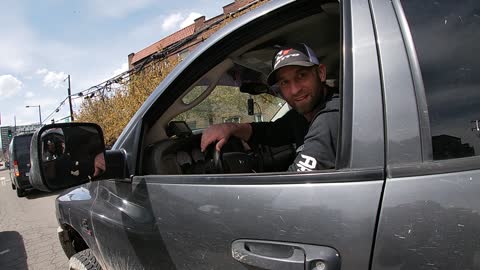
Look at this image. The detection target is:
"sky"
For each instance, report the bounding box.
[0,0,232,127]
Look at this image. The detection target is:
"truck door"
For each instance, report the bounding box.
[91,0,386,269]
[371,0,480,269]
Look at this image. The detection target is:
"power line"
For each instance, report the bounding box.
[42,98,68,124]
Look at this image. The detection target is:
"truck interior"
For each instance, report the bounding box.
[141,2,341,175]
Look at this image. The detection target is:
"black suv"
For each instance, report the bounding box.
[29,0,480,269]
[9,133,34,197]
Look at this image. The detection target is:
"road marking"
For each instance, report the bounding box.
[0,177,5,186]
[0,249,10,255]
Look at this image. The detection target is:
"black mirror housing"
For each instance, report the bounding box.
[30,122,106,192]
[101,149,129,180]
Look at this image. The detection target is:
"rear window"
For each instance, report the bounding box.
[401,0,480,160]
[13,135,33,161]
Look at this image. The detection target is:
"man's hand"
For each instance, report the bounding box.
[201,123,252,152]
[93,153,106,177]
[201,123,234,152]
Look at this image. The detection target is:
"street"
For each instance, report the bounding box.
[0,169,68,269]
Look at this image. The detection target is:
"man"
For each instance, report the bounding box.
[62,126,105,179]
[44,140,58,161]
[201,43,339,171]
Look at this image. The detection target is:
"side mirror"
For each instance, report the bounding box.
[30,123,105,192]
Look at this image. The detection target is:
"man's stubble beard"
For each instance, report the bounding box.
[291,80,326,115]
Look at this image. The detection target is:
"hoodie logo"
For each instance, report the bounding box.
[296,154,317,172]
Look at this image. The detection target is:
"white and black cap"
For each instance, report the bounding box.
[267,43,319,86]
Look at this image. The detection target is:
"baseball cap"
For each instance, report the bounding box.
[267,43,319,86]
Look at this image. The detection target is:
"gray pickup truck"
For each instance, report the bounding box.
[29,0,480,269]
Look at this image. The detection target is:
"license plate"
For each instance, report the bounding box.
[25,172,30,177]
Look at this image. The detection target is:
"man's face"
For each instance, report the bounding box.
[47,142,55,152]
[276,65,326,115]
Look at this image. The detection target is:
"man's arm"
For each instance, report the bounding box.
[201,109,302,152]
[288,110,339,171]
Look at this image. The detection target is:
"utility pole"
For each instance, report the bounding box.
[67,75,74,122]
[38,105,42,124]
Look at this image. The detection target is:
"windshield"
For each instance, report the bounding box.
[174,85,286,131]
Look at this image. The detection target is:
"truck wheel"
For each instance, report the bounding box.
[69,249,102,270]
[16,187,26,197]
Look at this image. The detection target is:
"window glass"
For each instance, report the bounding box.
[401,0,480,160]
[174,85,286,131]
[182,85,208,104]
[13,135,33,161]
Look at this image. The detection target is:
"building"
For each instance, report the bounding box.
[432,134,475,160]
[128,0,264,69]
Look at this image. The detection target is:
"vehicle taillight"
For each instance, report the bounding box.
[14,160,19,177]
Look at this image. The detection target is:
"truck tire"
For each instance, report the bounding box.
[69,249,102,270]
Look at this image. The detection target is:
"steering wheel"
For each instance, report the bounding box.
[205,137,257,174]
[213,147,224,173]
[205,142,225,174]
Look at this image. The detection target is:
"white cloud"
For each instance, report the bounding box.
[38,70,67,89]
[25,91,34,98]
[162,13,183,32]
[162,12,202,32]
[0,75,23,99]
[181,12,202,28]
[36,68,48,75]
[113,63,128,76]
[87,0,154,18]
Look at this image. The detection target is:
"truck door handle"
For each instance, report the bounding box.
[231,239,340,270]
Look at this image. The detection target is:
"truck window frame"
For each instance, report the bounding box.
[388,0,480,177]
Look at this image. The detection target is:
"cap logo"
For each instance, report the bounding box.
[274,48,300,69]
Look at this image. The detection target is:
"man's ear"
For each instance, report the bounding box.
[317,64,327,82]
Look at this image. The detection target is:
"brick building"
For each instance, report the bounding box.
[128,0,263,69]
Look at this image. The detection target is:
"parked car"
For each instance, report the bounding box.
[9,133,34,197]
[0,160,5,170]
[29,0,480,269]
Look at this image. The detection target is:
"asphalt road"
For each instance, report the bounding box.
[0,168,69,269]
